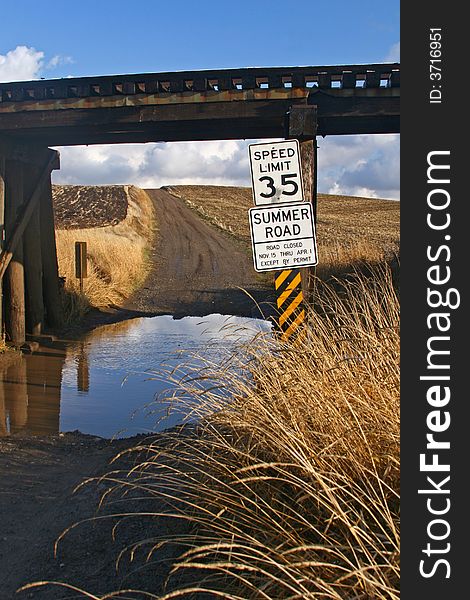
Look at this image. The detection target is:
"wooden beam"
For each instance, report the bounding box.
[298,138,316,305]
[0,151,58,280]
[286,106,318,305]
[23,165,44,335]
[4,159,26,346]
[0,89,399,146]
[40,176,62,329]
[0,136,60,168]
[0,156,4,339]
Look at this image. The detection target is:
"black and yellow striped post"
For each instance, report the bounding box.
[272,107,318,342]
[274,268,305,341]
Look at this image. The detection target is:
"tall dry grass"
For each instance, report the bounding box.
[56,228,149,322]
[55,187,156,324]
[54,261,398,599]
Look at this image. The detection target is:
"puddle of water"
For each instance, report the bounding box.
[0,314,271,439]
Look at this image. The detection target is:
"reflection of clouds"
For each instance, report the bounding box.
[127,314,270,339]
[62,314,270,382]
[59,314,271,438]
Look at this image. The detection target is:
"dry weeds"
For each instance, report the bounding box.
[55,186,156,324]
[44,261,399,599]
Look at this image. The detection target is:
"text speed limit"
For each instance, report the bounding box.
[249,140,304,205]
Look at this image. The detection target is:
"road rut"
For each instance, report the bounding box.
[125,189,273,318]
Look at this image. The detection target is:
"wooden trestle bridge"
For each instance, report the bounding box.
[0,62,400,347]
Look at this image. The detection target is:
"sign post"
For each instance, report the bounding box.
[248,127,318,341]
[75,241,87,294]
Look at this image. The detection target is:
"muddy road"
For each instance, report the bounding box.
[125,189,273,319]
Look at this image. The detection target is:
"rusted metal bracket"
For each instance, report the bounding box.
[286,105,318,139]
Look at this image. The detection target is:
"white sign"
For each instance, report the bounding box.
[249,140,304,205]
[249,202,318,272]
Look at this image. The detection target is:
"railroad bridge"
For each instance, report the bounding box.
[0,63,400,346]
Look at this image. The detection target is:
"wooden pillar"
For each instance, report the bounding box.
[299,138,317,305]
[23,165,44,335]
[4,159,26,346]
[0,156,4,339]
[288,104,318,306]
[40,175,62,329]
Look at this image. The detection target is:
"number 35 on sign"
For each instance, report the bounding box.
[249,140,304,205]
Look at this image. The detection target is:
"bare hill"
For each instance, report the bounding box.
[163,185,400,251]
[52,184,142,229]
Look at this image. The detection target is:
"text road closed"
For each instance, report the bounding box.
[249,203,318,272]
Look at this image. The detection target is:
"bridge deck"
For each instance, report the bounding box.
[0,64,399,145]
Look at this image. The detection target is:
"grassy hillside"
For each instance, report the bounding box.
[164,185,399,277]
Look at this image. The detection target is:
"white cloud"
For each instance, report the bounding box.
[317,134,400,199]
[52,140,255,188]
[0,45,73,82]
[0,46,44,82]
[53,135,399,200]
[385,41,400,62]
[46,55,74,70]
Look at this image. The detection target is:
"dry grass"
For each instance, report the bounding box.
[49,260,399,599]
[165,185,400,277]
[28,186,400,597]
[55,186,156,324]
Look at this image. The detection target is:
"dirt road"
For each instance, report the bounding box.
[125,189,273,319]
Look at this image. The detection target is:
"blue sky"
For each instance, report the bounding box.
[0,0,400,198]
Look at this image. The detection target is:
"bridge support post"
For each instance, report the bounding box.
[271,106,318,341]
[288,105,318,306]
[4,159,26,347]
[0,157,4,340]
[298,137,317,305]
[40,175,63,329]
[23,165,44,335]
[0,145,61,345]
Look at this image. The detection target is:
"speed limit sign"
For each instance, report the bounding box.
[249,140,304,205]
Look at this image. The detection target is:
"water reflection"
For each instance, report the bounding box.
[1,314,270,439]
[1,347,63,435]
